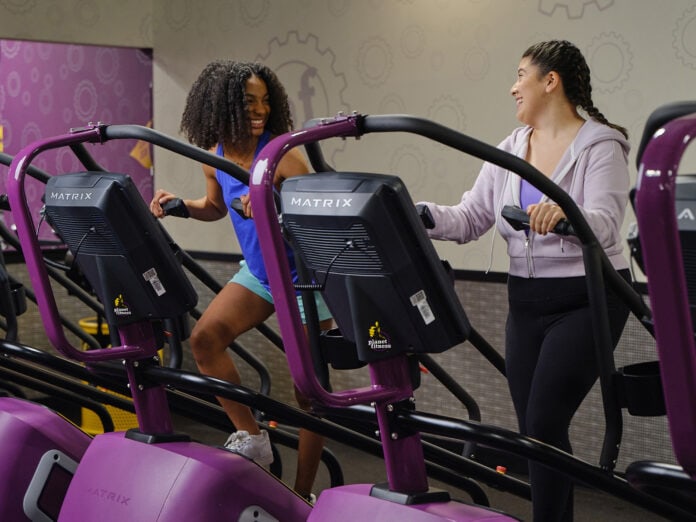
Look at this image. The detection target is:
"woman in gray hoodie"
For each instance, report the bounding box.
[420,40,631,521]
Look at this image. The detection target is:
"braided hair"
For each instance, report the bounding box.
[180,60,294,150]
[523,40,628,139]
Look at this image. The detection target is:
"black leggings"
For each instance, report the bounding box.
[505,271,630,522]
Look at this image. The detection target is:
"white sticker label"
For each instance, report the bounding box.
[143,268,166,296]
[410,290,434,325]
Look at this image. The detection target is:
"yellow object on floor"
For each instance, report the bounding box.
[78,317,142,435]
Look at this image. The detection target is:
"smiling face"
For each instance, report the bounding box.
[244,74,271,137]
[510,57,549,126]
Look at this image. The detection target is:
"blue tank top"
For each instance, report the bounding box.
[215,132,298,291]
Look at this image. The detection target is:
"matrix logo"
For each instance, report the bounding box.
[48,191,93,201]
[289,197,352,208]
[87,487,131,506]
[678,208,695,220]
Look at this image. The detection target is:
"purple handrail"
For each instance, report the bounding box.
[635,113,696,479]
[249,114,404,409]
[250,113,431,493]
[7,126,150,362]
[7,126,176,433]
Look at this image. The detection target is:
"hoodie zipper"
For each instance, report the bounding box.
[525,233,534,277]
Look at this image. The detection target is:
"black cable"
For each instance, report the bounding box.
[293,239,359,291]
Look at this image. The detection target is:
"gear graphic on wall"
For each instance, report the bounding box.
[256,31,349,163]
[0,0,36,15]
[239,0,270,28]
[427,95,467,134]
[674,5,696,69]
[388,144,428,195]
[585,32,632,94]
[355,36,394,88]
[538,0,614,20]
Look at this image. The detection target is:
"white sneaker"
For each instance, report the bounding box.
[224,430,274,467]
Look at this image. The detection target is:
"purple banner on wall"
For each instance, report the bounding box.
[0,39,153,244]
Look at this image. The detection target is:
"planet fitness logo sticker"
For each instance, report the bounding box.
[367,321,392,352]
[113,293,132,317]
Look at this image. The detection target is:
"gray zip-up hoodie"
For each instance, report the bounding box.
[421,119,630,278]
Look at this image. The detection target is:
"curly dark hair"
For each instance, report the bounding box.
[180,60,294,150]
[523,40,628,139]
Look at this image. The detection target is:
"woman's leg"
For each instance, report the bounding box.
[524,294,630,522]
[293,316,334,498]
[293,390,324,498]
[189,282,274,434]
[506,275,630,522]
[525,306,598,522]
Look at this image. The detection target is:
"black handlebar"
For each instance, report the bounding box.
[501,205,575,236]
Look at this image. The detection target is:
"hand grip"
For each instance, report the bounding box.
[501,205,575,236]
[230,197,248,219]
[162,198,190,218]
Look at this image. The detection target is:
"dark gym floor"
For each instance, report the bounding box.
[172,414,671,522]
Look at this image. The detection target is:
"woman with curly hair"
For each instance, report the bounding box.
[150,60,331,502]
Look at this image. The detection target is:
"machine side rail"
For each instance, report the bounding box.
[253,113,646,470]
[0,364,115,432]
[0,151,50,183]
[303,114,648,323]
[102,124,249,184]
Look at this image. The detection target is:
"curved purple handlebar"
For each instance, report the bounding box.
[635,114,696,478]
[7,126,147,362]
[249,114,403,408]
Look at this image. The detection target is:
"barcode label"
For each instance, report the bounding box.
[143,268,166,296]
[410,290,435,325]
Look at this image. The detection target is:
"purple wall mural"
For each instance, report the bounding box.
[0,39,153,243]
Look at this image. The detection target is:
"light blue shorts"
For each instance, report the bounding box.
[230,261,332,323]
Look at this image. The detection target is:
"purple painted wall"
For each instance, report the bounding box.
[0,40,153,242]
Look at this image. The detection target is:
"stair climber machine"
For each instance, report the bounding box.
[249,112,695,521]
[5,127,315,521]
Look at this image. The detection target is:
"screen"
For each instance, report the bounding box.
[37,462,73,517]
[281,172,471,363]
[44,172,198,326]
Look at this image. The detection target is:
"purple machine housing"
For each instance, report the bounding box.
[634,109,696,480]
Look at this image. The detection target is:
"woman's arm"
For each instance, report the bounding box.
[576,139,630,249]
[184,163,229,221]
[421,160,501,244]
[274,146,311,185]
[150,163,227,222]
